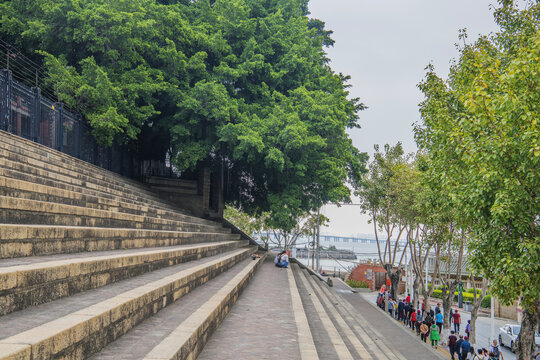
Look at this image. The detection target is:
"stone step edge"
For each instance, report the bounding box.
[0,152,162,206]
[0,247,254,360]
[0,197,226,232]
[0,224,237,241]
[288,264,319,360]
[142,253,266,360]
[294,265,355,360]
[0,241,247,316]
[301,267,376,360]
[0,176,213,226]
[0,164,211,227]
[306,271,405,360]
[0,133,162,199]
[0,142,196,217]
[0,158,193,222]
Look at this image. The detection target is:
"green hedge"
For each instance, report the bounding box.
[431,290,491,308]
[346,279,370,288]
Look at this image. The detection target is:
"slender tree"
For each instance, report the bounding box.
[416,2,540,357]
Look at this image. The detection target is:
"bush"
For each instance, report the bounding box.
[346,279,370,288]
[430,289,491,308]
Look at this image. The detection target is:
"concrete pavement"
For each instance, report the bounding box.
[362,291,517,360]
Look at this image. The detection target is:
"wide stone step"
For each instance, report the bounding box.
[293,265,353,360]
[0,176,215,227]
[295,266,405,360]
[0,224,240,258]
[0,131,165,202]
[0,140,198,217]
[0,147,163,207]
[0,167,215,229]
[0,157,206,224]
[90,255,265,360]
[0,241,247,316]
[0,247,255,359]
[0,197,229,232]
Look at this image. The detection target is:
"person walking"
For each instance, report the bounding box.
[489,340,504,360]
[460,336,471,360]
[465,320,471,338]
[388,298,394,317]
[397,299,404,321]
[420,322,429,343]
[416,310,423,335]
[435,311,444,333]
[435,302,441,314]
[455,335,464,360]
[448,330,458,360]
[430,322,441,349]
[404,302,410,325]
[410,308,416,331]
[452,309,461,333]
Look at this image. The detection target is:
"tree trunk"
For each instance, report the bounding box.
[515,298,540,360]
[469,278,487,347]
[469,297,484,347]
[413,275,420,309]
[441,282,458,338]
[384,264,401,301]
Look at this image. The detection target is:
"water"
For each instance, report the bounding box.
[294,241,406,272]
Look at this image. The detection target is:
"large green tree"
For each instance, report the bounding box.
[0,0,367,230]
[415,1,540,357]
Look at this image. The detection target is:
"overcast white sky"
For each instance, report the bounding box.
[308,0,500,236]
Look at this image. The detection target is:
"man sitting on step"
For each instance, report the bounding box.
[276,251,289,268]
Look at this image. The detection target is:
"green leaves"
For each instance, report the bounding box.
[2,0,366,231]
[415,1,540,313]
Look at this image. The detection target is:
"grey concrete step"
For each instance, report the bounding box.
[0,224,240,258]
[0,247,255,359]
[0,175,217,227]
[0,196,229,232]
[0,157,217,228]
[0,240,247,315]
[0,131,166,202]
[301,268,401,360]
[0,138,207,221]
[90,255,265,360]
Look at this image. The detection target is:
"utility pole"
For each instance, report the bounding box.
[316,208,320,273]
[311,222,316,270]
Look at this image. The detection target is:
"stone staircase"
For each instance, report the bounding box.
[0,130,264,359]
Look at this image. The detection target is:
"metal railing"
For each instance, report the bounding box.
[0,68,136,178]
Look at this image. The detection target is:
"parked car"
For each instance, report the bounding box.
[498,324,540,352]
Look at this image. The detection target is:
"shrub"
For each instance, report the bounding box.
[346,279,370,288]
[429,289,491,308]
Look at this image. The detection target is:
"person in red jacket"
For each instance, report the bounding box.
[452,309,461,333]
[410,308,417,330]
[405,293,411,304]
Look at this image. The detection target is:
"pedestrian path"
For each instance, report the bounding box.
[199,261,434,359]
[197,259,302,359]
[332,279,448,360]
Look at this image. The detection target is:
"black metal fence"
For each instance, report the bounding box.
[0,68,136,178]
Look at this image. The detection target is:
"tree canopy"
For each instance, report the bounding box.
[0,0,367,230]
[415,1,540,357]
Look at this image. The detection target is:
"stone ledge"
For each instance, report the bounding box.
[0,247,255,359]
[0,241,248,315]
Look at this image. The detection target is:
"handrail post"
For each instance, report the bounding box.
[55,102,64,152]
[1,69,12,132]
[32,86,41,143]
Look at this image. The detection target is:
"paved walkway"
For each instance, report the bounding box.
[198,259,300,359]
[332,279,447,360]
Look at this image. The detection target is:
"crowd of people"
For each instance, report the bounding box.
[376,287,507,360]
